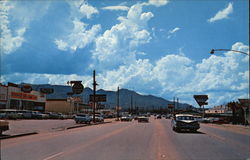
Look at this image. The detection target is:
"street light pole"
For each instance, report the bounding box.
[93,70,97,123]
[210,49,249,56]
[210,48,249,120]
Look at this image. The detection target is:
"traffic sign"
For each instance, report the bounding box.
[89,94,107,102]
[238,99,250,107]
[40,88,54,94]
[194,95,208,107]
[168,104,175,109]
[21,84,32,93]
[72,83,84,94]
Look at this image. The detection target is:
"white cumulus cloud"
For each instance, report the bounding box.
[167,27,180,39]
[0,2,25,54]
[102,6,129,11]
[79,1,99,19]
[92,3,154,70]
[70,0,99,19]
[147,0,169,7]
[55,19,101,52]
[208,2,233,23]
[2,42,249,107]
[54,1,100,52]
[0,1,50,55]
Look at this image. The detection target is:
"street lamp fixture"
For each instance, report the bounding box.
[210,49,249,56]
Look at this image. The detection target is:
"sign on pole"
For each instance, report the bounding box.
[72,82,84,94]
[238,99,250,107]
[40,88,54,94]
[168,104,175,109]
[21,84,32,93]
[193,95,208,107]
[89,94,107,102]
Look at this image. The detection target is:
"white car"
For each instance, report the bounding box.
[171,114,200,132]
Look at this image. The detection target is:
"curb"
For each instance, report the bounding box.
[0,121,114,139]
[0,132,38,140]
[66,121,113,130]
[66,124,89,130]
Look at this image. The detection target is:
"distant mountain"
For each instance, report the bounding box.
[31,84,191,110]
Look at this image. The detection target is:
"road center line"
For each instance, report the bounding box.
[43,152,64,160]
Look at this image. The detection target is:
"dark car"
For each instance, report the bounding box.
[171,114,200,132]
[137,116,149,123]
[156,115,162,119]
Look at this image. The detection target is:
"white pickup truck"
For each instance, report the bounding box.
[0,120,9,135]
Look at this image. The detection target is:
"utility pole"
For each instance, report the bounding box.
[130,95,133,114]
[177,98,179,109]
[173,97,175,114]
[93,70,97,123]
[117,86,120,120]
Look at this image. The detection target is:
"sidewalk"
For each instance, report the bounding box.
[204,123,250,135]
[0,118,115,139]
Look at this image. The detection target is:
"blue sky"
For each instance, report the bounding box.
[0,0,249,107]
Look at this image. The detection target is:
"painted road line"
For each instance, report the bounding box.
[43,152,64,160]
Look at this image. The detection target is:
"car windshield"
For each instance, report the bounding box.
[177,116,195,120]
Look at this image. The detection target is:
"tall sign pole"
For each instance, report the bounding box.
[93,70,97,123]
[117,86,120,120]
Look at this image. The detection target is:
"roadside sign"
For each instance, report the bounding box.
[72,83,84,94]
[40,88,54,94]
[89,94,107,102]
[67,92,74,96]
[168,104,175,109]
[116,106,122,110]
[72,96,83,103]
[193,95,208,107]
[21,84,32,93]
[238,99,250,107]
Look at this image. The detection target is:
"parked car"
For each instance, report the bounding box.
[57,113,67,119]
[165,114,172,119]
[193,116,203,122]
[137,116,149,123]
[156,115,162,119]
[0,113,7,119]
[171,114,200,132]
[31,111,47,119]
[20,110,32,119]
[0,120,9,135]
[0,109,21,119]
[90,115,104,122]
[74,114,91,124]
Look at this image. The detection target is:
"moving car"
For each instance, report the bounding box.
[137,116,149,123]
[171,114,200,132]
[121,115,133,121]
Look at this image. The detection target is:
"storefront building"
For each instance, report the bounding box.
[0,84,8,109]
[0,83,46,111]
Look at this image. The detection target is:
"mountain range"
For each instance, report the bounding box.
[31,84,192,110]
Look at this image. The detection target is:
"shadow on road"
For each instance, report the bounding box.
[175,130,205,134]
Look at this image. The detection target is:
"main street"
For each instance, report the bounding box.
[1,118,249,160]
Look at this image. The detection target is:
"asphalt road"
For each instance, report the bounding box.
[1,118,249,160]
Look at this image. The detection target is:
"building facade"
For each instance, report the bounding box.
[0,83,46,111]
